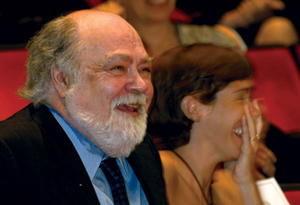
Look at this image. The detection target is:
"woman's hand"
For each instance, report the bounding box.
[224,99,262,183]
[220,0,285,28]
[224,99,263,204]
[254,141,277,180]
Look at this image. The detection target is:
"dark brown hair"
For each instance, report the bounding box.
[148,43,252,150]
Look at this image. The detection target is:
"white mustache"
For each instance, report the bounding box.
[111,93,147,111]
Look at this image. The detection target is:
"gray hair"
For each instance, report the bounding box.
[19,15,83,106]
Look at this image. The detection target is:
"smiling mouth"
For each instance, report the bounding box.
[233,127,243,136]
[116,104,142,114]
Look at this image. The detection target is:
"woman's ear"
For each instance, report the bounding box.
[51,63,69,98]
[181,95,212,122]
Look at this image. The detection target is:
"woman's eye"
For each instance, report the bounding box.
[237,95,250,102]
[235,92,250,101]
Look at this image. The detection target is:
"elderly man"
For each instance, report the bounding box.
[0,10,167,205]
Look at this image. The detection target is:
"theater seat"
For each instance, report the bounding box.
[284,190,300,204]
[282,183,300,205]
[85,0,103,7]
[246,46,300,133]
[295,44,300,64]
[0,49,30,121]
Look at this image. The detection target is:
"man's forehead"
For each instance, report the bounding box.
[80,21,141,49]
[68,10,148,61]
[104,50,151,63]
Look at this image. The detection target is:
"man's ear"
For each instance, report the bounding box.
[181,95,212,122]
[51,63,69,98]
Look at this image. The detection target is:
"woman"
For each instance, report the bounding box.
[96,0,246,56]
[148,43,263,204]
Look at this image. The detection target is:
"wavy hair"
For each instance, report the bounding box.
[19,16,83,106]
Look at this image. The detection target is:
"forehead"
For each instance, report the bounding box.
[78,19,147,63]
[217,79,253,97]
[104,50,152,63]
[226,79,252,90]
[81,19,141,46]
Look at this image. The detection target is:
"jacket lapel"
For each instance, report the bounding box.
[128,134,168,205]
[31,105,100,205]
[30,105,167,204]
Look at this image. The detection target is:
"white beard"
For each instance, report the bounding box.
[65,90,148,158]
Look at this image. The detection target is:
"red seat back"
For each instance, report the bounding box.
[284,190,300,204]
[246,47,300,133]
[295,44,300,64]
[0,49,30,120]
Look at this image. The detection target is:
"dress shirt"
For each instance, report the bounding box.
[48,106,149,205]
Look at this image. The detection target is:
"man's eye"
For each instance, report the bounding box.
[111,66,124,71]
[141,67,151,73]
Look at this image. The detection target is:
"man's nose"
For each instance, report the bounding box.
[125,69,148,94]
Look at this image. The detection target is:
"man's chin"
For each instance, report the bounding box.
[100,135,145,158]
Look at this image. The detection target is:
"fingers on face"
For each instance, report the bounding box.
[243,103,258,152]
[244,99,264,137]
[244,103,256,138]
[252,99,263,134]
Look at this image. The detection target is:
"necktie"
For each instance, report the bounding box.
[100,158,130,205]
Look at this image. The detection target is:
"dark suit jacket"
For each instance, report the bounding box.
[0,104,167,205]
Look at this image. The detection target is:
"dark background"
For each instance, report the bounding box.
[0,0,299,46]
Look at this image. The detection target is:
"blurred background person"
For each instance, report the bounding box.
[176,0,299,47]
[96,0,247,57]
[1,0,298,48]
